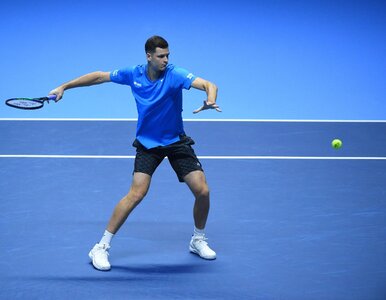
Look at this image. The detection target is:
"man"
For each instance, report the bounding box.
[49,35,221,271]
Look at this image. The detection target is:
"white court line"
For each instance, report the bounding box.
[0,155,385,160]
[1,120,384,160]
[0,118,385,123]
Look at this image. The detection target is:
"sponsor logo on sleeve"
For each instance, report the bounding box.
[187,73,194,80]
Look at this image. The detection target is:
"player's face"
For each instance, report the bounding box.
[147,47,169,72]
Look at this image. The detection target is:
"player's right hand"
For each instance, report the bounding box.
[48,87,64,101]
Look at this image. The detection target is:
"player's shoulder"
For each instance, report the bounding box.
[164,64,179,78]
[110,65,144,84]
[132,64,146,74]
[123,64,147,80]
[168,64,185,73]
[165,64,176,72]
[118,64,145,72]
[111,65,137,75]
[167,64,193,77]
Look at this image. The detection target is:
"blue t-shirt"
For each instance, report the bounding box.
[110,64,196,149]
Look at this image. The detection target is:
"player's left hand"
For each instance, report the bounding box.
[193,100,222,114]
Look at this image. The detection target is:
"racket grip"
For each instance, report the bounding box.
[48,94,57,101]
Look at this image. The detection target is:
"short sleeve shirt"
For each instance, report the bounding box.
[110,64,196,149]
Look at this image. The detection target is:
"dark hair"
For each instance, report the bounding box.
[145,35,169,53]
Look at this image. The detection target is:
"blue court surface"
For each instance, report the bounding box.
[1,120,386,300]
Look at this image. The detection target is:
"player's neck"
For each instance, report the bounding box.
[146,65,163,81]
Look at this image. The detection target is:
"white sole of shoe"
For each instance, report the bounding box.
[88,251,111,271]
[189,245,216,260]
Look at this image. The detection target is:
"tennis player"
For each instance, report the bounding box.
[49,35,220,271]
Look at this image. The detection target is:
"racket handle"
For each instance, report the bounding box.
[48,94,57,101]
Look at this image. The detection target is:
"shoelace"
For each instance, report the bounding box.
[193,236,209,247]
[96,245,110,256]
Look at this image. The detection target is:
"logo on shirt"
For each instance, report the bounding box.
[134,81,142,87]
[187,73,194,80]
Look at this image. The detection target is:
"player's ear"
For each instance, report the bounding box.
[146,52,152,62]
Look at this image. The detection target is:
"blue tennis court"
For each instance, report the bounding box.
[1,120,385,299]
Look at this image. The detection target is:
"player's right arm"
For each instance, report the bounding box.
[49,71,111,101]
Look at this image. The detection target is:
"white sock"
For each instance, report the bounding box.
[99,230,114,246]
[194,226,205,237]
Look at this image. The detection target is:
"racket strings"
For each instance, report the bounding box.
[6,99,43,109]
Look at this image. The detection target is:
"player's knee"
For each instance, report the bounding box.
[196,184,210,200]
[127,188,147,204]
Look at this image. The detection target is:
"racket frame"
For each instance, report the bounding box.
[5,95,57,110]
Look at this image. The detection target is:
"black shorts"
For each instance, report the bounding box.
[132,135,204,182]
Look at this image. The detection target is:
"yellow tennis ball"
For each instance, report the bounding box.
[332,139,342,149]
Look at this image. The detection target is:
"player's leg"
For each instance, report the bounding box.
[167,137,216,260]
[89,172,151,271]
[184,170,216,260]
[183,170,210,230]
[89,141,163,271]
[107,172,151,234]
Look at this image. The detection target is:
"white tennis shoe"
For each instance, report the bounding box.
[89,243,111,271]
[189,235,216,260]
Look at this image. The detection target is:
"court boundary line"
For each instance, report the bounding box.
[0,155,385,160]
[0,118,385,123]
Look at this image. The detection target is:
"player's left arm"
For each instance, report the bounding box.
[191,77,221,114]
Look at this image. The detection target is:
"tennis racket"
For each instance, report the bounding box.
[5,95,57,110]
